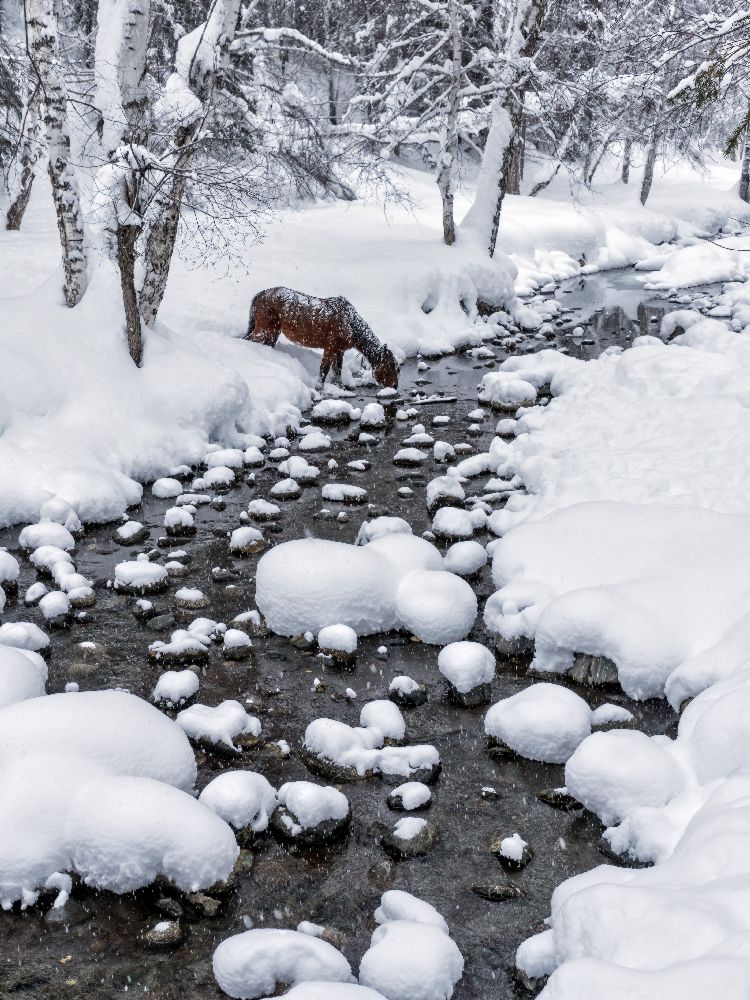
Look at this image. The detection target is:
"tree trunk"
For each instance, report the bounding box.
[139,167,189,326]
[505,114,524,196]
[5,86,41,230]
[117,222,143,365]
[139,0,241,324]
[739,124,750,203]
[640,128,658,206]
[621,137,632,184]
[459,0,547,257]
[26,0,88,305]
[436,0,462,245]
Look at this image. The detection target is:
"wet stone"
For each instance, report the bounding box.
[490,833,534,872]
[470,882,525,903]
[154,897,184,920]
[382,819,438,859]
[211,567,238,582]
[367,858,397,890]
[145,920,184,950]
[445,679,492,708]
[185,893,222,919]
[537,788,583,812]
[569,653,619,687]
[145,613,177,632]
[43,899,93,927]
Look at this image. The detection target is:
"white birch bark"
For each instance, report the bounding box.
[26,0,88,305]
[436,0,463,245]
[4,76,42,230]
[459,0,546,257]
[95,0,151,152]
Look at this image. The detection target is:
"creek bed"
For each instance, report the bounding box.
[0,275,680,999]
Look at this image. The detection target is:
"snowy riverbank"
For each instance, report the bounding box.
[470,278,750,995]
[1,157,748,530]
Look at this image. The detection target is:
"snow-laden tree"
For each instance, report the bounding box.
[460,0,546,257]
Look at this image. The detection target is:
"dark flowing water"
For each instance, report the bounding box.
[0,272,680,999]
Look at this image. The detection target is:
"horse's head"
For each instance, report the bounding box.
[373,344,399,389]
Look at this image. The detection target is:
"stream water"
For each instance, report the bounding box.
[0,269,681,999]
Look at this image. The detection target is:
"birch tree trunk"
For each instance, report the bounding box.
[621,136,632,184]
[640,125,659,206]
[739,120,750,203]
[436,0,462,245]
[140,0,241,326]
[5,83,41,230]
[459,0,546,257]
[26,0,88,305]
[94,0,151,363]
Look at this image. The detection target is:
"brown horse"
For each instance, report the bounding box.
[246,286,399,389]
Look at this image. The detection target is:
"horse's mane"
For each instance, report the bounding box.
[341,299,384,365]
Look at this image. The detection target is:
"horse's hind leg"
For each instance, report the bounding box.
[331,350,344,386]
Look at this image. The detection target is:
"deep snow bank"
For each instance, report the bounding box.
[518,668,750,999]
[0,261,311,528]
[484,322,750,701]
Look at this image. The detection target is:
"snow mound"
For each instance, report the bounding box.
[395,570,477,644]
[213,928,354,999]
[484,682,591,764]
[359,920,463,1000]
[518,665,750,996]
[255,535,453,637]
[0,689,240,906]
[0,646,48,709]
[67,775,238,893]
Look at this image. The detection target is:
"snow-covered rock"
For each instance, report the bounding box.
[271,781,351,844]
[114,560,169,594]
[443,540,487,576]
[152,669,200,708]
[302,717,440,784]
[213,928,355,999]
[387,782,432,812]
[199,771,277,844]
[484,682,591,764]
[438,641,495,704]
[152,477,183,498]
[176,701,261,753]
[229,526,266,556]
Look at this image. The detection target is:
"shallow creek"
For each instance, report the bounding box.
[0,271,681,999]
